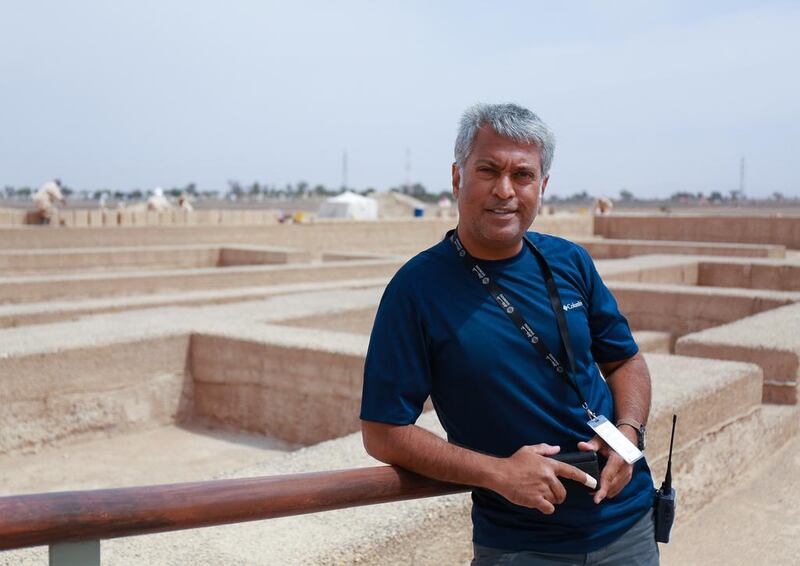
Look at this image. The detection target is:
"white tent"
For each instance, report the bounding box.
[317,191,378,220]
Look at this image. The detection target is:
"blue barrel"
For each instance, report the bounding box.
[413,207,424,217]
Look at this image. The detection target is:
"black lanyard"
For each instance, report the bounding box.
[448,229,596,420]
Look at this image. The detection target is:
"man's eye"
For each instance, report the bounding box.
[515,172,534,180]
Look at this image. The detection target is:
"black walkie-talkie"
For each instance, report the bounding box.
[654,414,677,543]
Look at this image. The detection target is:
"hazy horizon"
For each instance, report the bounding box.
[2,1,798,198]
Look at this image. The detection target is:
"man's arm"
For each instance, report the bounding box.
[578,351,652,504]
[362,420,594,515]
[600,351,651,428]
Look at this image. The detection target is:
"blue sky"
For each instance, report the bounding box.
[1,1,798,197]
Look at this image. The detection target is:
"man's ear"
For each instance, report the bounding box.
[540,175,550,197]
[452,163,461,199]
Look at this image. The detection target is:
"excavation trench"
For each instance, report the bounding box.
[0,332,365,495]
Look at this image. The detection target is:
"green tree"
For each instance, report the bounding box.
[670,191,694,202]
[228,180,244,200]
[410,183,427,197]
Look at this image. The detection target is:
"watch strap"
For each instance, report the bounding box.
[616,417,643,431]
[616,418,646,450]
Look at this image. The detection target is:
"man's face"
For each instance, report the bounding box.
[452,126,549,259]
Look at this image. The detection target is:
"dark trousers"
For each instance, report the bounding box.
[472,510,659,566]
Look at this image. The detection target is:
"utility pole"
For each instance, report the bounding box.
[739,156,745,195]
[342,150,348,192]
[405,147,411,194]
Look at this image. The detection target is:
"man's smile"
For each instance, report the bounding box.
[487,207,518,217]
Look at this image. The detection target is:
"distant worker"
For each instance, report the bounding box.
[32,178,66,224]
[177,193,194,211]
[437,194,453,218]
[146,187,172,212]
[594,196,614,215]
[98,192,108,210]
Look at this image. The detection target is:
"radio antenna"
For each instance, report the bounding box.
[662,414,677,491]
[655,414,678,544]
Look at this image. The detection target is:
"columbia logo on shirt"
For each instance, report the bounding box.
[563,301,584,311]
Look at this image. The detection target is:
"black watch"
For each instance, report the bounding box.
[617,418,646,451]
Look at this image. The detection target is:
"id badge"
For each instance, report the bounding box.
[588,415,644,464]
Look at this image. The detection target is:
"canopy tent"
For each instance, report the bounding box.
[317,191,379,220]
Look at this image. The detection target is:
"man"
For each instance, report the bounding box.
[177,193,194,211]
[146,187,172,212]
[594,196,614,215]
[32,178,66,224]
[360,103,658,565]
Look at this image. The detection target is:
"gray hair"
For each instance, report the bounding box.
[454,103,556,177]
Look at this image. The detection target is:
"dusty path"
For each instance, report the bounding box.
[661,432,800,565]
[0,424,294,495]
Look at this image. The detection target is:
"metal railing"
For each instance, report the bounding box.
[0,466,468,566]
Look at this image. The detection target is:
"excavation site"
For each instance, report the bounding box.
[0,212,798,565]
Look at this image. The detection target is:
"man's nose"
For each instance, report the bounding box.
[493,174,515,200]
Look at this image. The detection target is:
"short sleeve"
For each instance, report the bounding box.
[360,270,432,425]
[582,251,639,363]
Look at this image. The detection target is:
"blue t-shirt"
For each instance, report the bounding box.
[360,231,655,553]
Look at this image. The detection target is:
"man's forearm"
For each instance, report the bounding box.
[361,421,501,490]
[362,420,596,512]
[603,352,652,425]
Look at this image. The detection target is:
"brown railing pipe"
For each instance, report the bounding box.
[0,466,468,551]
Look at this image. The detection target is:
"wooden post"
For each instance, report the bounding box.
[49,540,100,566]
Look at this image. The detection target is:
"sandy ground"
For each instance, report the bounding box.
[661,432,800,565]
[0,423,295,495]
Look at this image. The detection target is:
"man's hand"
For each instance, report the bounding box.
[491,444,595,515]
[577,427,637,504]
[588,352,651,504]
